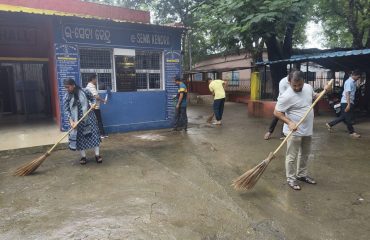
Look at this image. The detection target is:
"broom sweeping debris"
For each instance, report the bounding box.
[232,79,333,190]
[13,105,96,176]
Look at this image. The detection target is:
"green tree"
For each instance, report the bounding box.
[83,0,316,96]
[151,0,207,70]
[197,0,312,97]
[314,0,370,48]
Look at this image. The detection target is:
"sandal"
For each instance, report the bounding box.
[297,176,316,184]
[287,180,301,190]
[264,132,271,140]
[95,155,103,164]
[80,157,87,165]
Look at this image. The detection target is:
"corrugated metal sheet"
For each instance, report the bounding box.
[256,48,370,66]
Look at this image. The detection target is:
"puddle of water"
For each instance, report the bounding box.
[135,134,165,141]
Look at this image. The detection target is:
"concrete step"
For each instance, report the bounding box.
[0,143,68,157]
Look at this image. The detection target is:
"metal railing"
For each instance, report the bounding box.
[225,79,251,92]
[260,71,346,100]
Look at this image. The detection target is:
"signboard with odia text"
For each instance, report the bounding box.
[56,21,181,50]
[55,44,81,131]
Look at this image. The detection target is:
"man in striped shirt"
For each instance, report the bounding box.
[86,74,108,138]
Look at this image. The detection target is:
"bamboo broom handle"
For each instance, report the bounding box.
[272,79,334,156]
[47,105,96,154]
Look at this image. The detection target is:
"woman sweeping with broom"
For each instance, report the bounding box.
[64,78,103,165]
[13,79,103,176]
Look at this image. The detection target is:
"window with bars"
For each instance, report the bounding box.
[229,71,240,86]
[80,49,112,69]
[136,73,147,90]
[135,51,162,90]
[79,48,113,91]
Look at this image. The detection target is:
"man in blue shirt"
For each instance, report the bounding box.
[173,76,188,131]
[326,70,361,138]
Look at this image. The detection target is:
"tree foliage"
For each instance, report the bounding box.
[150,0,207,70]
[83,0,313,96]
[197,0,311,59]
[314,0,370,48]
[195,0,312,96]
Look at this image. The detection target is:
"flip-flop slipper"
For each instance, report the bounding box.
[288,181,301,190]
[95,155,103,164]
[80,157,87,165]
[297,176,316,184]
[264,132,271,140]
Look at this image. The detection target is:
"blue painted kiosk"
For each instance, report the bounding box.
[54,17,184,133]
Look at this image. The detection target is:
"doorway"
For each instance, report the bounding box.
[0,66,15,114]
[0,62,52,120]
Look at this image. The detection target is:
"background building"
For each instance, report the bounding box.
[0,0,184,135]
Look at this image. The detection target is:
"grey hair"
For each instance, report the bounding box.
[288,70,305,83]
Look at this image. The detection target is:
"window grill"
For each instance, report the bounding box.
[97,73,112,90]
[135,51,161,70]
[136,73,147,90]
[80,49,112,69]
[81,73,112,91]
[79,48,113,91]
[135,51,162,90]
[149,73,160,89]
[81,72,95,88]
[226,71,240,86]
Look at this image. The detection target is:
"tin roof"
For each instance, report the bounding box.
[256,48,370,71]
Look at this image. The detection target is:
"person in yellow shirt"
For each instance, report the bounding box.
[207,78,227,125]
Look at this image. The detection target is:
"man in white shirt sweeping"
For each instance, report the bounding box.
[274,71,326,190]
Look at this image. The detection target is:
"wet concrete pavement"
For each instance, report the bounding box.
[1,102,370,240]
[0,116,67,151]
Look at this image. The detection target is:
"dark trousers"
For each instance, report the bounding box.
[213,98,225,121]
[268,116,279,133]
[94,109,106,136]
[268,116,284,135]
[328,103,355,134]
[174,107,188,130]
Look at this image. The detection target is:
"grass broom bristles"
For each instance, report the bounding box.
[232,152,274,190]
[232,80,333,191]
[13,105,96,176]
[13,153,49,176]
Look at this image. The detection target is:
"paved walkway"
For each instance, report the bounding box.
[0,115,66,151]
[1,103,370,239]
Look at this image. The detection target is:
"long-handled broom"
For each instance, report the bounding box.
[13,105,96,176]
[232,79,333,190]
